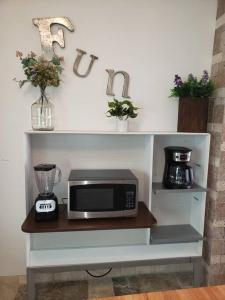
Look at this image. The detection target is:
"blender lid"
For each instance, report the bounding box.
[164,146,192,153]
[34,164,56,171]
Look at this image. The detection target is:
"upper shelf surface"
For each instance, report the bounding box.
[25,130,210,136]
[152,182,208,194]
[21,202,157,233]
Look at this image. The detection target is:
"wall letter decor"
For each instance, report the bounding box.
[106,69,130,98]
[73,49,98,78]
[32,16,132,97]
[32,17,74,59]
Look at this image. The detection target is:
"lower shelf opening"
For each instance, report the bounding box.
[28,243,202,268]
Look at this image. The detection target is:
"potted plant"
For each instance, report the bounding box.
[106,99,139,132]
[15,51,63,131]
[170,71,214,132]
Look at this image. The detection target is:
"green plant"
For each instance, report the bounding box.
[106,99,139,120]
[15,51,63,93]
[170,71,214,98]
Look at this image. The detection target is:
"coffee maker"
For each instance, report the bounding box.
[163,146,194,189]
[34,164,61,221]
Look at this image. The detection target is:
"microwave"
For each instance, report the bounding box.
[67,169,138,219]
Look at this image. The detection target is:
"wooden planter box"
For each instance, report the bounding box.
[177,97,209,133]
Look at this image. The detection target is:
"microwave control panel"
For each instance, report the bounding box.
[125,191,136,209]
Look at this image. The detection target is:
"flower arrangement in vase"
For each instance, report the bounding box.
[106,99,139,132]
[15,51,63,131]
[170,71,215,133]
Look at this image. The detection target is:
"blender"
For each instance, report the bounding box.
[34,164,62,221]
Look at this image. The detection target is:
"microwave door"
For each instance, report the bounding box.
[69,184,118,212]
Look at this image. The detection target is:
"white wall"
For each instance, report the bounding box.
[0,0,216,275]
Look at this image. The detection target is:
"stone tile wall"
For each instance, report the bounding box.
[217,0,225,19]
[204,0,225,285]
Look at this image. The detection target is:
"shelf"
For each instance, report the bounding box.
[28,243,201,268]
[152,182,208,194]
[21,202,157,233]
[25,130,210,136]
[150,224,203,245]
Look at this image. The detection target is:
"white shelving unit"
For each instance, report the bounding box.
[23,131,210,299]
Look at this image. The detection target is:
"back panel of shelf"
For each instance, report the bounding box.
[28,133,153,209]
[151,193,191,225]
[31,229,149,250]
[151,192,206,234]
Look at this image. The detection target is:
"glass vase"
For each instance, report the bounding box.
[31,91,54,131]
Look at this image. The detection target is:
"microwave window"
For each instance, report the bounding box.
[76,188,114,211]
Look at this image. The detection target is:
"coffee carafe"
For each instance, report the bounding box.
[34,164,61,221]
[163,146,194,189]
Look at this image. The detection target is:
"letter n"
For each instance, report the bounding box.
[106,69,130,98]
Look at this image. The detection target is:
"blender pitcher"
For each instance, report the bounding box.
[34,164,61,195]
[34,164,62,221]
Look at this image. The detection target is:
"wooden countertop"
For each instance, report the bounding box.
[92,285,225,300]
[21,202,156,233]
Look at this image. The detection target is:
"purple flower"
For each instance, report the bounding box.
[174,74,183,87]
[201,70,209,85]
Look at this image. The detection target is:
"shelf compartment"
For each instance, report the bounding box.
[21,202,156,233]
[150,224,203,245]
[152,182,208,194]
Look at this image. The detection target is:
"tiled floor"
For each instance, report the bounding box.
[0,276,25,300]
[1,272,193,300]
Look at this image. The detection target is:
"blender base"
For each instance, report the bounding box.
[35,193,59,221]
